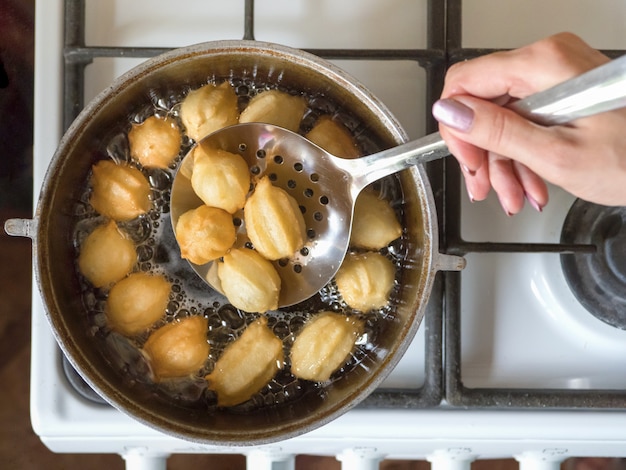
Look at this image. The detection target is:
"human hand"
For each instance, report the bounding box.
[432,32,626,214]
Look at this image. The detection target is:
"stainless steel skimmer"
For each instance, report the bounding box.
[171,53,626,308]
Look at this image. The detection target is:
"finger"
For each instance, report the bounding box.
[438,121,491,201]
[439,127,486,174]
[436,103,485,173]
[513,161,549,212]
[434,95,555,174]
[463,163,491,202]
[488,153,525,215]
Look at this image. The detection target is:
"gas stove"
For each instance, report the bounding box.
[31,0,626,468]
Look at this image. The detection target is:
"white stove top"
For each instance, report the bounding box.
[460,186,626,390]
[31,0,626,466]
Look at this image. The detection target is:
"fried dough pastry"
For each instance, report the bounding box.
[217,248,281,313]
[89,160,151,221]
[239,89,306,132]
[77,220,136,288]
[305,115,361,159]
[206,317,283,407]
[244,176,306,260]
[350,190,402,250]
[128,115,182,169]
[290,312,363,382]
[335,252,396,311]
[175,205,236,265]
[180,81,239,142]
[106,272,171,335]
[143,316,209,381]
[190,145,250,214]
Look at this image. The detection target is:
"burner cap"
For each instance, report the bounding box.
[560,199,626,329]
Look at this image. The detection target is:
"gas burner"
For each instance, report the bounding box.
[560,199,626,329]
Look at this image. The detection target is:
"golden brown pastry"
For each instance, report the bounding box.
[180,81,239,142]
[217,248,281,313]
[290,312,363,382]
[206,317,283,407]
[350,190,402,250]
[244,176,306,260]
[239,89,306,132]
[128,115,182,169]
[77,220,136,288]
[174,205,236,265]
[335,252,396,311]
[89,160,151,221]
[143,316,209,381]
[106,272,171,335]
[190,145,250,214]
[305,115,361,159]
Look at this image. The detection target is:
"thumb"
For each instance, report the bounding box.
[432,96,551,168]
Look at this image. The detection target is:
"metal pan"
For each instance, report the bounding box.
[4,40,464,445]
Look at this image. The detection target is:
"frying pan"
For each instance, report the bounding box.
[4,40,464,445]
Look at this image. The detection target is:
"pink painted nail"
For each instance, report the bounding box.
[526,193,544,212]
[462,164,477,176]
[466,186,475,203]
[497,195,514,217]
[432,98,474,132]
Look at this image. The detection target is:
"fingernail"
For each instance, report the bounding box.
[525,192,544,213]
[466,185,475,203]
[498,195,514,217]
[462,164,477,176]
[432,98,475,132]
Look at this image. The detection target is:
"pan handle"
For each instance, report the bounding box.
[435,253,466,272]
[4,218,36,239]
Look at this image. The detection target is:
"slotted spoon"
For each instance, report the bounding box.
[171,53,626,307]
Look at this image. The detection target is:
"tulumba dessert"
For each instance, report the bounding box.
[72,72,407,413]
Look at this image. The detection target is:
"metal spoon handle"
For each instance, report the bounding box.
[511,53,626,125]
[340,53,626,191]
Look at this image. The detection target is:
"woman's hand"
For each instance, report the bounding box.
[432,32,626,214]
